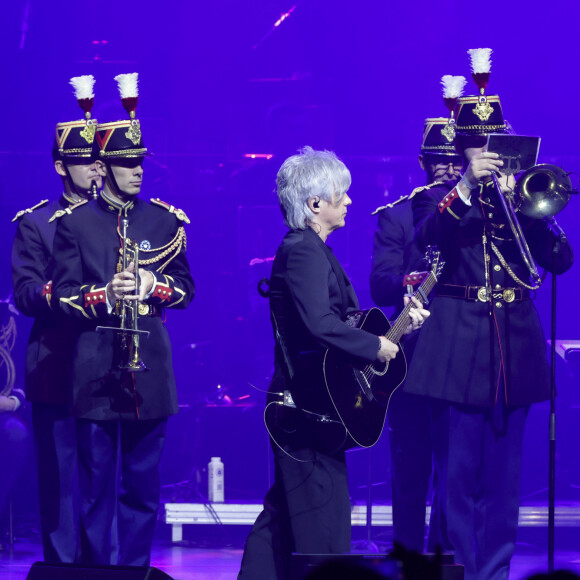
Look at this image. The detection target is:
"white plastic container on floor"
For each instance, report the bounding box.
[208,456,224,502]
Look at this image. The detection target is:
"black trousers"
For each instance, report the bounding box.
[31,403,77,563]
[76,418,167,567]
[387,390,433,552]
[238,443,351,580]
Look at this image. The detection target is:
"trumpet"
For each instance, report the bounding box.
[489,164,576,286]
[97,218,150,372]
[117,218,150,372]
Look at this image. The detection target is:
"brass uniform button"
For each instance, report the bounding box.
[493,264,501,272]
[503,289,516,303]
[495,302,502,309]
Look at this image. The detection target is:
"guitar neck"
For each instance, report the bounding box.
[386,271,437,344]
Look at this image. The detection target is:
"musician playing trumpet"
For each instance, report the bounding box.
[52,74,194,567]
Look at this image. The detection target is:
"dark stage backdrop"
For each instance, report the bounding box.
[1,0,579,514]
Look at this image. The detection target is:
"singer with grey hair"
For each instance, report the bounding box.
[276,146,352,230]
[238,147,429,579]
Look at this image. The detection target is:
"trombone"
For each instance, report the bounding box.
[489,164,576,286]
[97,218,150,372]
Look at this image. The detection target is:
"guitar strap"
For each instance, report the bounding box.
[323,246,355,319]
[270,308,294,381]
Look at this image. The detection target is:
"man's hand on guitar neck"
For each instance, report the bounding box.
[404,296,430,335]
[376,297,431,362]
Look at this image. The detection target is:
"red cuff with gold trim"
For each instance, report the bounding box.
[42,282,52,297]
[153,283,173,302]
[84,289,107,307]
[438,187,460,214]
[403,272,428,287]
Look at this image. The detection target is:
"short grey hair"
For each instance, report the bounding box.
[276,146,351,230]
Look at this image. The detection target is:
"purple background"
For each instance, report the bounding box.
[1,1,579,507]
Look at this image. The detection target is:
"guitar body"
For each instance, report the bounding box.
[264,252,441,456]
[263,356,354,459]
[324,307,407,448]
[263,399,351,461]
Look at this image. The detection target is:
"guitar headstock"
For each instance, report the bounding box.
[425,245,445,278]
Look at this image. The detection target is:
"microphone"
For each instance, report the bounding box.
[544,216,567,242]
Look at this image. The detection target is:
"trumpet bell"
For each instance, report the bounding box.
[515,163,573,219]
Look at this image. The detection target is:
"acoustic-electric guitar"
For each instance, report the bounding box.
[265,250,443,457]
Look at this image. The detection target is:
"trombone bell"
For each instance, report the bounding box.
[515,164,574,219]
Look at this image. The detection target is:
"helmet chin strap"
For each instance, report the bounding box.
[62,159,96,199]
[62,160,81,198]
[104,160,129,204]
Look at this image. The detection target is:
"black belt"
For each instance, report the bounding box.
[435,284,530,303]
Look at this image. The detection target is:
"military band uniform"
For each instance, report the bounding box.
[238,227,381,579]
[0,388,29,539]
[370,185,446,552]
[11,195,82,563]
[52,193,194,565]
[408,180,573,578]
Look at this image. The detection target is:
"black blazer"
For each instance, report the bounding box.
[268,227,379,413]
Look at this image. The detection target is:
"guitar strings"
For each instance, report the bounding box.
[361,273,437,383]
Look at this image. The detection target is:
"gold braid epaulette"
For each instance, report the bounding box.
[408,180,444,200]
[48,199,88,223]
[371,181,444,215]
[138,226,187,273]
[371,194,408,215]
[150,198,190,224]
[12,199,49,222]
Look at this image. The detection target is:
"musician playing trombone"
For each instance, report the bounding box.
[407,51,574,580]
[51,75,194,567]
[238,146,430,579]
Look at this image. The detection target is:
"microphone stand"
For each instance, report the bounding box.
[548,235,561,573]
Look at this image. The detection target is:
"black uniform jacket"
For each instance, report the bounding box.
[52,193,195,421]
[268,227,379,414]
[406,181,574,408]
[12,195,81,405]
[369,185,444,360]
[370,186,441,309]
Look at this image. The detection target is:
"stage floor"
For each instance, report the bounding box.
[1,531,580,579]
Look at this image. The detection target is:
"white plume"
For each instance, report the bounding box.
[441,75,467,99]
[69,75,95,100]
[467,48,492,74]
[114,73,139,99]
